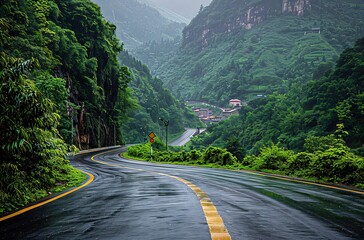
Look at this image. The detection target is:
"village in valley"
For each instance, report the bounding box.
[188,99,246,124]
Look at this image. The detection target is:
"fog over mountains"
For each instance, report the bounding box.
[139,0,213,21]
[92,0,186,50]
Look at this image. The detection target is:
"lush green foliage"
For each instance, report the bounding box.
[147,0,364,104]
[127,143,237,166]
[128,138,363,188]
[0,50,84,214]
[1,0,133,149]
[243,142,364,187]
[0,0,132,214]
[119,51,202,143]
[190,37,364,154]
[133,37,182,76]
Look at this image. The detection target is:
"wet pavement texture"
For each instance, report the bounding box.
[1,147,363,239]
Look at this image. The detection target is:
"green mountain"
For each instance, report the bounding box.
[190,37,364,154]
[152,0,364,105]
[137,0,190,24]
[119,51,201,143]
[91,0,185,50]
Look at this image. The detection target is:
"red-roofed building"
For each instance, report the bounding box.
[229,99,242,107]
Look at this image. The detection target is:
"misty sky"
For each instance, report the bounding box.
[146,0,213,20]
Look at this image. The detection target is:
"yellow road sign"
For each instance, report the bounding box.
[149,132,156,139]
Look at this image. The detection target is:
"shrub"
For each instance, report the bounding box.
[331,152,364,185]
[287,152,316,173]
[241,155,256,167]
[310,147,347,180]
[253,143,294,170]
[221,152,237,166]
[304,135,348,153]
[186,150,202,162]
[202,146,237,165]
[128,144,151,159]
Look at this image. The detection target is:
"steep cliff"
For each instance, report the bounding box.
[183,0,312,48]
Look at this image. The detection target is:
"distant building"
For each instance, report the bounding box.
[200,115,223,124]
[194,108,212,119]
[229,99,242,107]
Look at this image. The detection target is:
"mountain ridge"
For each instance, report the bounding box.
[137,0,190,24]
[150,0,364,104]
[91,0,185,50]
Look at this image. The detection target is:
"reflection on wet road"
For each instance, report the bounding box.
[1,147,363,239]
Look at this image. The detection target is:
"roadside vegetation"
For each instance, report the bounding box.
[0,51,86,215]
[127,37,364,190]
[126,128,364,189]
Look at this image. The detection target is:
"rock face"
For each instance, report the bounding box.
[282,0,311,16]
[183,0,312,48]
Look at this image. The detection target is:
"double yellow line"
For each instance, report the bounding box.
[2,146,363,240]
[1,149,232,240]
[91,149,232,240]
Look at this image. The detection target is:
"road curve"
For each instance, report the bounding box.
[169,128,197,146]
[1,147,364,240]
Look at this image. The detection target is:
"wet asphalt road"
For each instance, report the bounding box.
[169,128,197,146]
[1,147,364,240]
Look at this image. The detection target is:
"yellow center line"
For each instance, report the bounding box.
[91,150,232,240]
[0,170,94,222]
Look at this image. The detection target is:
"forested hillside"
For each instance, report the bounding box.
[91,0,185,50]
[191,37,364,155]
[126,37,364,188]
[1,0,134,149]
[151,0,364,104]
[119,51,201,143]
[0,0,132,213]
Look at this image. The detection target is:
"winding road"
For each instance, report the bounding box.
[169,128,198,146]
[1,147,364,239]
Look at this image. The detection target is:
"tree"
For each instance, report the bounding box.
[199,4,204,13]
[0,52,70,212]
[225,137,246,161]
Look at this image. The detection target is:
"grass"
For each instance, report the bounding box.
[50,165,87,194]
[0,165,87,216]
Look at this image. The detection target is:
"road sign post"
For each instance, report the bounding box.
[150,145,153,160]
[148,132,156,159]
